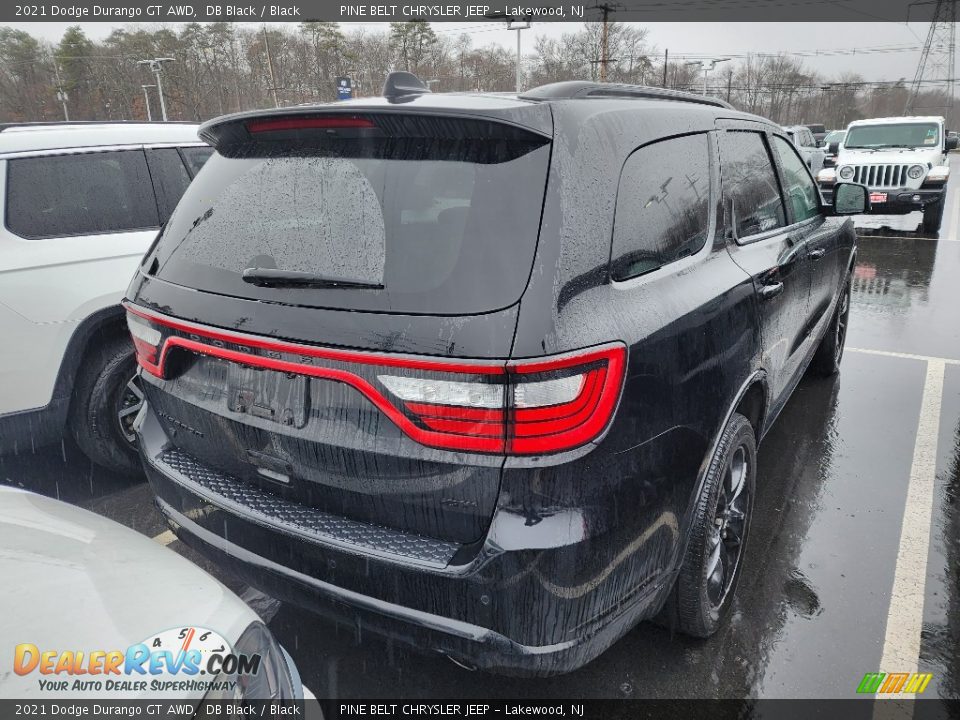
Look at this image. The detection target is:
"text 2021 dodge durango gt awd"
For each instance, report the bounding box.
[123,75,868,675]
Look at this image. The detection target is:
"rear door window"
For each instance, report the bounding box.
[610,133,712,281]
[151,128,550,315]
[719,131,787,240]
[6,149,159,240]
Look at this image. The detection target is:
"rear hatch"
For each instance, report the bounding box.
[128,102,553,546]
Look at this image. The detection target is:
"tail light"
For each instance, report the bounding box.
[123,304,626,456]
[245,116,377,133]
[126,312,162,367]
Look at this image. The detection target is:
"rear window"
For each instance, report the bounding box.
[6,150,159,240]
[150,128,550,315]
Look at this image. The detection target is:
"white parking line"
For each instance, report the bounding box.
[848,347,960,366]
[950,181,960,240]
[151,529,177,546]
[875,359,945,700]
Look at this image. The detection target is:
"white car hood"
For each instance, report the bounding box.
[838,146,943,165]
[0,486,256,698]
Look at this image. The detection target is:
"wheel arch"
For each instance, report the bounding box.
[0,305,129,453]
[55,304,129,411]
[733,377,769,443]
[663,370,768,582]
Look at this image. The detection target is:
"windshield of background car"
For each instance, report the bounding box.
[824,131,846,145]
[148,126,551,315]
[844,123,940,149]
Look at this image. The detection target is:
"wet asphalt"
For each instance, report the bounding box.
[3,190,960,700]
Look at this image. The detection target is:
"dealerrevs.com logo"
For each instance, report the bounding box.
[13,626,261,694]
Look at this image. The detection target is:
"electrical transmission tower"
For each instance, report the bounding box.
[905,0,957,115]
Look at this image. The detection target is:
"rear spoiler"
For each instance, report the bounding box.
[199,108,552,160]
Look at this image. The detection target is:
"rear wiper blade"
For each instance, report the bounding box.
[241,267,384,289]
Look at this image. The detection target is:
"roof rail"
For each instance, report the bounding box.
[0,120,198,133]
[518,81,734,109]
[382,71,431,103]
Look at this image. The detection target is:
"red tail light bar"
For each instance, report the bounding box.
[124,304,626,456]
[246,116,377,133]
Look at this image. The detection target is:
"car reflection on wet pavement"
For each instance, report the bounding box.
[2,191,960,699]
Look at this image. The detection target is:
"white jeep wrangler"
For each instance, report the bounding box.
[817,115,957,233]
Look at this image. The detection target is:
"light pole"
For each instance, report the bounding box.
[137,58,174,121]
[141,84,156,121]
[485,11,530,94]
[687,58,730,97]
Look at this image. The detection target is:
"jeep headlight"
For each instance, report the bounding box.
[194,622,297,715]
[838,166,855,180]
[907,164,925,180]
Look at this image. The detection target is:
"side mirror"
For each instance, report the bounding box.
[832,182,870,216]
[828,141,840,155]
[946,135,958,150]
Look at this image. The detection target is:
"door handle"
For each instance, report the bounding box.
[759,282,784,300]
[809,248,826,260]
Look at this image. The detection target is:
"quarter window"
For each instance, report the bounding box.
[6,150,159,239]
[146,148,192,224]
[771,135,821,223]
[179,146,213,177]
[610,133,712,281]
[720,131,786,239]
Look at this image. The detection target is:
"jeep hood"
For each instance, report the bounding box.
[838,146,944,164]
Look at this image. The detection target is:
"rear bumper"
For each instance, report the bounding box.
[137,402,671,676]
[820,184,945,213]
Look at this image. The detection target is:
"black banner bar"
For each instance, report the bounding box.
[2,699,960,720]
[1,0,936,24]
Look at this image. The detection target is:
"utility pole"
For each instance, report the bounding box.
[263,24,280,108]
[141,84,156,121]
[137,58,174,121]
[52,62,69,121]
[662,48,668,87]
[593,3,618,82]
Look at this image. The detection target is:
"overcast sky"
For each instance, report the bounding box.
[6,21,937,83]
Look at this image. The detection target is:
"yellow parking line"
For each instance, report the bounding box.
[151,529,177,546]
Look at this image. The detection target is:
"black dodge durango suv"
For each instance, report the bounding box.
[125,75,868,675]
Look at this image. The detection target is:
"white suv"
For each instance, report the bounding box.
[818,115,957,233]
[0,122,212,473]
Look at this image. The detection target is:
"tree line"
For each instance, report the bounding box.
[0,21,955,129]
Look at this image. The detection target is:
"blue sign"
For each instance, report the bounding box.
[336,77,353,101]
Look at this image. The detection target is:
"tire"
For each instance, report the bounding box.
[811,274,851,377]
[68,332,144,476]
[672,413,756,638]
[922,200,945,234]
